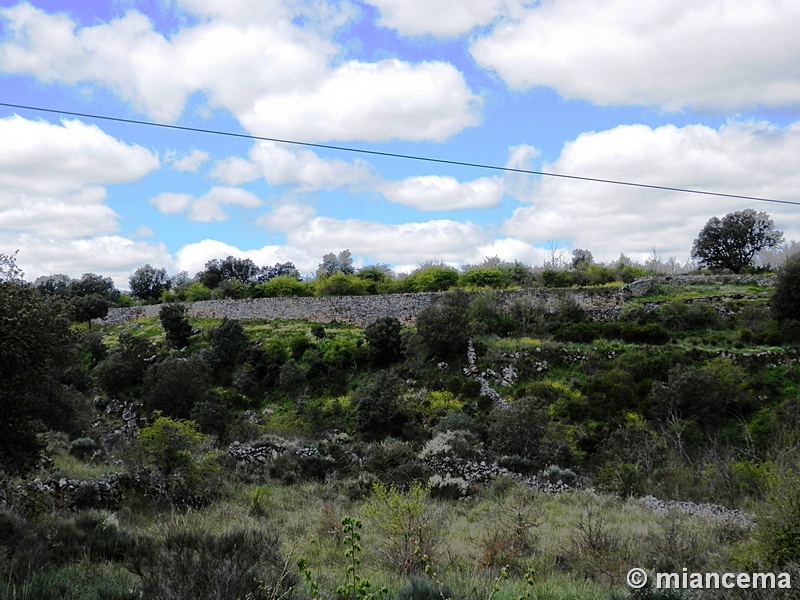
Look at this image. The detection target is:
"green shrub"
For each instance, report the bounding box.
[183,281,214,302]
[159,303,193,348]
[365,316,404,366]
[758,470,800,567]
[415,291,472,359]
[253,274,311,297]
[134,414,222,503]
[68,437,97,459]
[142,355,212,419]
[459,268,510,289]
[772,253,800,323]
[315,272,369,296]
[354,373,408,440]
[620,323,670,345]
[399,266,459,292]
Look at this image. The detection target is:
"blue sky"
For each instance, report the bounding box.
[1,0,799,286]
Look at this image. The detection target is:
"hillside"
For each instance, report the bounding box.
[2,275,799,599]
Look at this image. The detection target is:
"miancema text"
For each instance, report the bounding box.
[658,570,791,590]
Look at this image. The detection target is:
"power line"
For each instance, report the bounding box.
[2,101,798,207]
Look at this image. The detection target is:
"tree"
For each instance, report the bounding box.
[365,316,404,366]
[571,248,594,270]
[129,264,171,303]
[691,210,784,273]
[0,250,24,282]
[197,256,262,289]
[316,250,354,278]
[771,253,800,324]
[159,303,194,348]
[0,280,81,474]
[415,291,472,359]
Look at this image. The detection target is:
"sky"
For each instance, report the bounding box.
[1,0,799,287]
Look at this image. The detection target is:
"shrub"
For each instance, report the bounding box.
[620,323,671,345]
[415,291,472,360]
[362,438,432,487]
[459,268,510,289]
[159,303,193,348]
[353,372,407,440]
[141,355,212,419]
[399,266,459,292]
[68,437,97,459]
[758,470,800,567]
[772,253,800,334]
[315,272,369,296]
[92,332,158,399]
[128,527,294,600]
[206,318,250,384]
[362,481,441,573]
[134,414,222,503]
[253,274,311,298]
[365,316,404,366]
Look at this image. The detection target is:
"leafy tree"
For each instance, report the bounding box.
[129,264,171,302]
[142,355,213,419]
[93,332,158,398]
[197,255,262,289]
[415,291,472,359]
[258,261,299,282]
[207,318,250,384]
[0,280,81,474]
[315,272,368,296]
[135,413,221,501]
[365,316,404,366]
[316,249,355,278]
[691,209,784,273]
[772,253,800,323]
[34,273,72,295]
[69,293,110,329]
[571,248,594,270]
[159,303,194,348]
[0,250,24,282]
[354,372,407,440]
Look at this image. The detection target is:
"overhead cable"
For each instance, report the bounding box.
[1,101,797,207]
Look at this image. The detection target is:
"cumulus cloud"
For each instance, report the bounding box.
[0,116,159,195]
[172,149,210,173]
[149,187,262,222]
[240,59,481,142]
[0,115,166,285]
[174,239,293,277]
[502,120,800,263]
[471,0,800,111]
[0,4,480,141]
[365,0,509,37]
[212,141,375,190]
[380,175,504,210]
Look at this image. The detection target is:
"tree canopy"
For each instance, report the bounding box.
[691,209,784,273]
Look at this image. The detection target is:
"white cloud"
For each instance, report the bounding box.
[380,175,504,210]
[502,120,800,263]
[365,0,508,37]
[254,202,490,268]
[0,116,159,195]
[212,141,375,190]
[0,115,166,285]
[2,231,173,288]
[240,59,481,142]
[149,187,263,222]
[471,0,800,111]
[172,149,210,173]
[0,4,480,142]
[149,192,193,214]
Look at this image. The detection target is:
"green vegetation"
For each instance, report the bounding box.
[5,244,800,597]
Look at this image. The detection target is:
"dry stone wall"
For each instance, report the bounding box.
[98,275,774,328]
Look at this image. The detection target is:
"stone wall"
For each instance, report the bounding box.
[98,275,774,328]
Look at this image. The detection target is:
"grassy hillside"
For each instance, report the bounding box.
[2,277,799,599]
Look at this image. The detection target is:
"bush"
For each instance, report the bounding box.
[353,372,408,440]
[128,527,294,600]
[415,291,472,360]
[206,318,250,384]
[459,268,510,289]
[314,272,369,296]
[772,253,800,326]
[159,303,193,348]
[141,355,212,419]
[93,332,158,399]
[758,470,800,567]
[620,323,671,345]
[365,316,404,366]
[253,274,310,297]
[68,437,97,459]
[133,414,222,503]
[362,481,441,573]
[399,266,459,292]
